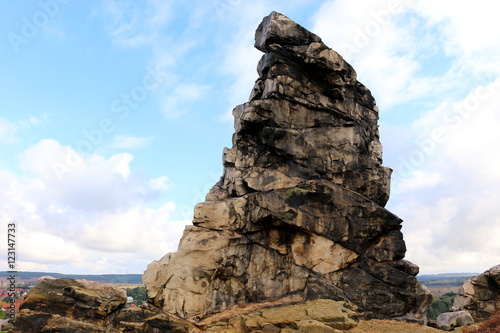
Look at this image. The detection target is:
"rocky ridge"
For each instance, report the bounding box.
[143,11,432,323]
[11,276,442,333]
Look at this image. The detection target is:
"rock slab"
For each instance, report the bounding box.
[452,264,500,321]
[435,311,474,331]
[12,277,200,333]
[143,11,432,322]
[12,277,127,332]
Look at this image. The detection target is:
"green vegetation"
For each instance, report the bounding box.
[1,297,13,304]
[427,292,456,320]
[0,271,142,284]
[126,286,147,306]
[0,310,7,319]
[418,273,477,287]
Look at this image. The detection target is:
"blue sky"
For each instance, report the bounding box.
[1,0,499,275]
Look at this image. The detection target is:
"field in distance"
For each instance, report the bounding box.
[417,273,478,296]
[1,271,478,295]
[0,271,143,288]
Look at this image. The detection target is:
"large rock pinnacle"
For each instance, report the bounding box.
[143,11,432,322]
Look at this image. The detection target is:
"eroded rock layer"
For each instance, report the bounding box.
[453,264,500,321]
[144,11,432,322]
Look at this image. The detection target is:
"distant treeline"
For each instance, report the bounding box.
[0,271,143,284]
[417,273,478,287]
[1,272,478,287]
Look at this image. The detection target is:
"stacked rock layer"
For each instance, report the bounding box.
[453,264,500,321]
[144,11,432,322]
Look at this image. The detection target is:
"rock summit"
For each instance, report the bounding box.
[144,11,432,322]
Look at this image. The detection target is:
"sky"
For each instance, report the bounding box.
[0,0,499,275]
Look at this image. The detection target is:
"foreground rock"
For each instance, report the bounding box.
[436,311,474,331]
[11,277,438,333]
[202,299,358,332]
[12,277,127,332]
[452,264,500,321]
[12,277,200,333]
[144,11,432,323]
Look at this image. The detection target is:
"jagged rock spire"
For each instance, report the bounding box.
[143,11,432,322]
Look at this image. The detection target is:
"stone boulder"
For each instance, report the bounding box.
[452,264,500,321]
[435,311,474,331]
[144,11,432,323]
[201,299,358,332]
[12,277,127,332]
[12,277,200,333]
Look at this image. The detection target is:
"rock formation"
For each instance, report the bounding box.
[12,276,201,333]
[143,11,432,323]
[453,264,500,321]
[12,277,128,332]
[435,311,474,331]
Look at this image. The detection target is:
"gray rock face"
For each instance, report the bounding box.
[11,277,201,333]
[436,311,474,331]
[452,264,500,321]
[12,277,127,332]
[143,11,432,322]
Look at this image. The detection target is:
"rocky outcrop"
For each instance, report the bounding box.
[12,277,127,332]
[202,299,358,332]
[144,11,432,323]
[10,281,433,333]
[435,311,474,331]
[452,264,500,321]
[12,277,200,333]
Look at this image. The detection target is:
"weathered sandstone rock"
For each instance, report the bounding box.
[452,264,500,321]
[144,11,432,323]
[201,299,358,333]
[12,277,200,333]
[12,277,127,332]
[435,311,474,331]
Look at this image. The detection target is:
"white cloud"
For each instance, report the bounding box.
[0,139,189,273]
[0,118,18,144]
[397,170,442,193]
[312,0,422,108]
[161,83,210,119]
[148,176,172,191]
[216,1,272,122]
[311,1,500,274]
[310,0,498,111]
[389,79,500,274]
[0,115,44,144]
[110,135,153,149]
[412,0,500,58]
[102,0,174,48]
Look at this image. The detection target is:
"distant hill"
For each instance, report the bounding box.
[417,273,478,286]
[417,273,479,297]
[0,271,143,284]
[0,271,478,289]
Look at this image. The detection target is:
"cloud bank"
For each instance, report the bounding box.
[1,139,188,273]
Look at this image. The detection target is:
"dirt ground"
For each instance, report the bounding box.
[347,319,473,333]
